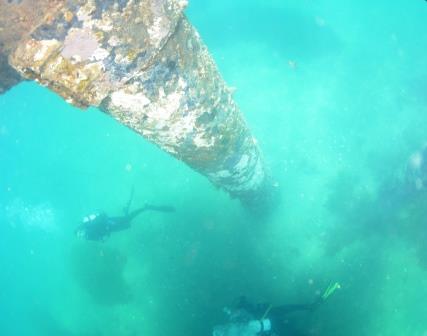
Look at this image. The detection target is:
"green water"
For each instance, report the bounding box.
[1,0,427,335]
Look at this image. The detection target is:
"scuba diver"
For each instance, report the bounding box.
[212,283,340,336]
[75,189,175,241]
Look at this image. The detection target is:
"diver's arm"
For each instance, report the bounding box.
[123,186,135,215]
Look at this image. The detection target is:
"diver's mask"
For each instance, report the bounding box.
[76,213,99,239]
[82,213,99,223]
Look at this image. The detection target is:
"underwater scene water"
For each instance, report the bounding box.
[1,0,427,335]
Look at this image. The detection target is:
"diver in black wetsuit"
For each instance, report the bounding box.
[75,190,175,241]
[213,283,339,336]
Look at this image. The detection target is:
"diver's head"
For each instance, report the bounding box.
[75,215,91,239]
[75,213,99,239]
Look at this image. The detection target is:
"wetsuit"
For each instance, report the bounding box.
[213,296,321,336]
[76,204,175,241]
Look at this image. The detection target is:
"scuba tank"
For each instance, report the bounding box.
[212,319,272,336]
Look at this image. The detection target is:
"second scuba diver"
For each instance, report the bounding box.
[212,282,340,336]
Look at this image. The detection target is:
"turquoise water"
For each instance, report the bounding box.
[1,0,427,335]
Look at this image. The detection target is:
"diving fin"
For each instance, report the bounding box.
[321,282,341,300]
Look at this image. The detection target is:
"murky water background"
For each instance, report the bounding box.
[1,0,427,335]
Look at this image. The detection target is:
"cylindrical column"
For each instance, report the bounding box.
[0,0,65,92]
[2,0,277,210]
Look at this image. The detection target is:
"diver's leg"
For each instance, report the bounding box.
[127,207,148,221]
[126,204,175,224]
[144,204,176,213]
